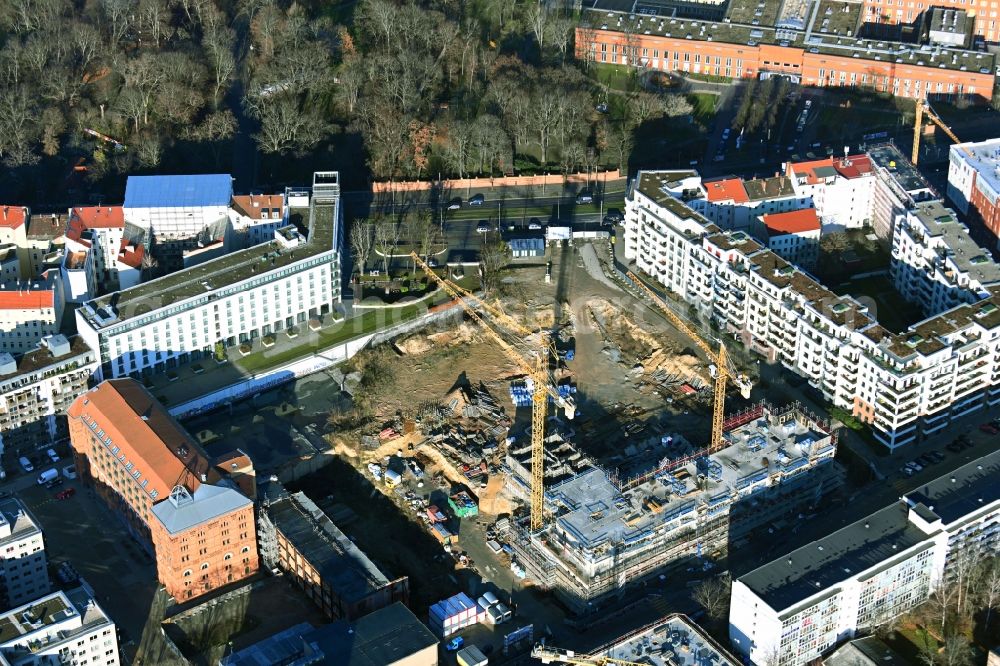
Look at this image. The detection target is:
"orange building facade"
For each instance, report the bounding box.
[68,380,259,602]
[860,0,1000,43]
[576,27,995,103]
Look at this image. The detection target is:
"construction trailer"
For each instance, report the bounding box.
[509,403,844,612]
[428,592,484,638]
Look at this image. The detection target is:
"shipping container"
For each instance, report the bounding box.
[457,645,489,666]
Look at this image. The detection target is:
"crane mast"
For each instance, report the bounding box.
[911,99,972,165]
[411,252,573,530]
[627,271,751,453]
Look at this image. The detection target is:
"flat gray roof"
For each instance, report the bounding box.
[598,614,739,666]
[738,503,928,612]
[268,491,392,603]
[304,602,437,665]
[0,497,42,547]
[903,449,1000,525]
[151,483,252,535]
[910,200,1000,286]
[740,449,1000,611]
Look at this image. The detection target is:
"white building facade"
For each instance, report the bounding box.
[77,173,343,381]
[0,587,119,665]
[626,170,1000,450]
[729,451,999,666]
[0,335,96,456]
[0,497,49,610]
[891,200,1000,316]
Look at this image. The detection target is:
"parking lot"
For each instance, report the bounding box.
[16,472,157,661]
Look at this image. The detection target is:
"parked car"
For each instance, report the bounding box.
[45,478,63,490]
[55,488,75,500]
[906,461,923,472]
[62,465,77,480]
[605,208,623,223]
[721,128,731,140]
[979,422,998,435]
[575,192,594,204]
[18,457,33,473]
[446,198,462,210]
[46,448,59,463]
[528,218,543,230]
[476,222,491,233]
[37,469,58,485]
[446,637,464,651]
[468,193,485,206]
[927,451,945,463]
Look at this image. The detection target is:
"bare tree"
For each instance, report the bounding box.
[250,96,327,154]
[350,218,375,275]
[664,93,695,117]
[413,211,439,270]
[692,573,732,625]
[977,557,1000,629]
[939,635,972,666]
[374,219,400,275]
[479,235,510,294]
[527,3,548,52]
[0,87,39,166]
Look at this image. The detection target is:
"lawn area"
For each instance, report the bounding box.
[889,625,940,665]
[816,105,906,141]
[236,295,457,374]
[688,92,719,121]
[589,62,640,92]
[832,274,925,333]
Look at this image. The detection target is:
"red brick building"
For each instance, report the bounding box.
[576,23,994,103]
[68,380,259,602]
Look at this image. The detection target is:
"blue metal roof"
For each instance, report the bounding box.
[124,174,233,209]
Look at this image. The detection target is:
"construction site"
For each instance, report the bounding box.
[508,402,842,612]
[288,241,849,632]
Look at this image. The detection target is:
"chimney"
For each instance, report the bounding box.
[200,473,207,482]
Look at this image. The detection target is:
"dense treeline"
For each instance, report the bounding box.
[0,0,693,196]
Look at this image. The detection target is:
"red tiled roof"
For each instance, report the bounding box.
[762,208,821,235]
[117,240,144,269]
[67,206,124,243]
[787,157,833,185]
[704,178,749,204]
[68,380,216,499]
[0,206,28,229]
[231,194,285,220]
[833,155,873,179]
[0,290,54,310]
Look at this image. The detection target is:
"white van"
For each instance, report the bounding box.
[37,469,58,485]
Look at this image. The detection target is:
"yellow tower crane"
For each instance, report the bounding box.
[412,252,574,530]
[911,99,973,165]
[532,644,648,665]
[627,271,751,454]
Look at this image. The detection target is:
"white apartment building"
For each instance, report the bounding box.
[0,586,119,666]
[891,200,1000,315]
[76,172,343,381]
[0,275,63,356]
[756,209,821,269]
[729,450,999,666]
[786,154,875,230]
[0,497,48,610]
[123,174,232,241]
[691,176,811,231]
[946,137,1000,217]
[0,335,96,456]
[626,170,1000,450]
[229,194,287,249]
[62,207,143,302]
